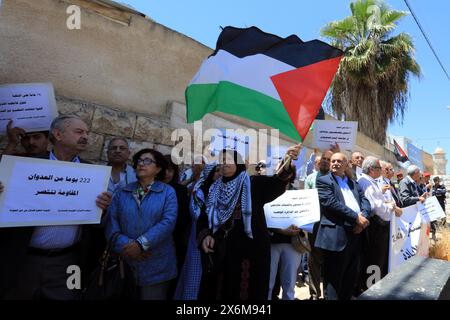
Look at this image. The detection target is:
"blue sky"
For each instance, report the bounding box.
[122,0,450,171]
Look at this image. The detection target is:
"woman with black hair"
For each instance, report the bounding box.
[105,148,178,300]
[197,146,300,300]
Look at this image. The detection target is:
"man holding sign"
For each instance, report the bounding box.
[399,165,427,207]
[0,115,112,300]
[357,156,402,292]
[315,153,371,300]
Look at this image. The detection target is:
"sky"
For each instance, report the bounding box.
[121,0,450,171]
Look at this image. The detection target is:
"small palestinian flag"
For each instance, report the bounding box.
[393,139,409,163]
[185,26,343,141]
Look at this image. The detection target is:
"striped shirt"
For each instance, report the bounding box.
[29,151,82,249]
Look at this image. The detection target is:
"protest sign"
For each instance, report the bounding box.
[417,196,446,223]
[313,120,358,151]
[0,83,58,133]
[264,189,320,229]
[0,155,111,228]
[265,145,288,176]
[389,204,429,272]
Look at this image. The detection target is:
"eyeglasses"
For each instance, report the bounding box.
[137,158,156,166]
[373,166,382,170]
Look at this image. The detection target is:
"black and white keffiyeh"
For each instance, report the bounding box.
[190,163,217,219]
[206,171,253,238]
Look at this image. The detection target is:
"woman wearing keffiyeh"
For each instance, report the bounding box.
[197,145,301,300]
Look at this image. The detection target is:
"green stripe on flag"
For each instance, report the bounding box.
[186,81,302,142]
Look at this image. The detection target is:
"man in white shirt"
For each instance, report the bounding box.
[379,161,403,208]
[357,156,402,291]
[350,151,365,180]
[106,137,137,195]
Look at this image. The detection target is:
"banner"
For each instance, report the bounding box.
[0,155,111,228]
[406,142,424,171]
[389,204,429,272]
[263,189,320,230]
[313,119,358,151]
[0,83,58,133]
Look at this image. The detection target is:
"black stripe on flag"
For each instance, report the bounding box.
[393,139,409,163]
[212,26,343,68]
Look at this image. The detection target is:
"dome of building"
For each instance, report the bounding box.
[434,147,445,155]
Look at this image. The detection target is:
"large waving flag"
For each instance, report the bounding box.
[186,26,343,141]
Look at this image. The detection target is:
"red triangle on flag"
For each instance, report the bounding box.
[271,56,342,140]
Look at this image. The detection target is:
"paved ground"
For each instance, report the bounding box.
[275,274,323,300]
[294,277,316,300]
[287,221,450,300]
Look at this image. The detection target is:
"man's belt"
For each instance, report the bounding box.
[27,243,80,257]
[371,214,390,226]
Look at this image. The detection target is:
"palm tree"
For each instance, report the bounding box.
[321,0,421,144]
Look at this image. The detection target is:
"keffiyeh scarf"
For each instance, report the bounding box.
[190,164,217,219]
[206,171,253,238]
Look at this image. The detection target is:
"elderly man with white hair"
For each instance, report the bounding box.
[399,165,427,207]
[378,160,403,208]
[357,156,402,292]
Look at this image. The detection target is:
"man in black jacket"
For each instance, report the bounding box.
[432,176,447,226]
[433,176,447,211]
[399,165,427,208]
[0,115,112,300]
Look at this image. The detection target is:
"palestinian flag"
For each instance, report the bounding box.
[393,139,409,163]
[185,26,343,141]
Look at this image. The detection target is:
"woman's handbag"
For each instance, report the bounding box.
[83,233,138,300]
[291,230,311,254]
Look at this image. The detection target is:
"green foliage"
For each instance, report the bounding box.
[321,0,420,144]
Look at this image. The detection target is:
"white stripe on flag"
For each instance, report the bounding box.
[189,49,295,101]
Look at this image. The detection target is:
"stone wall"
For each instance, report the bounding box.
[0,94,178,164]
[57,95,176,163]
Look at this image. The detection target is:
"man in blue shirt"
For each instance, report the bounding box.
[0,115,112,300]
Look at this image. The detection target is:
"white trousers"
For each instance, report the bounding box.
[268,243,302,300]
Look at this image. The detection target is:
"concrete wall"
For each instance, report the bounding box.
[0,0,210,116]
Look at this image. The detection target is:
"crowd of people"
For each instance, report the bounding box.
[0,114,447,300]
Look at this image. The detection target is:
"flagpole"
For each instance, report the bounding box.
[275,143,302,175]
